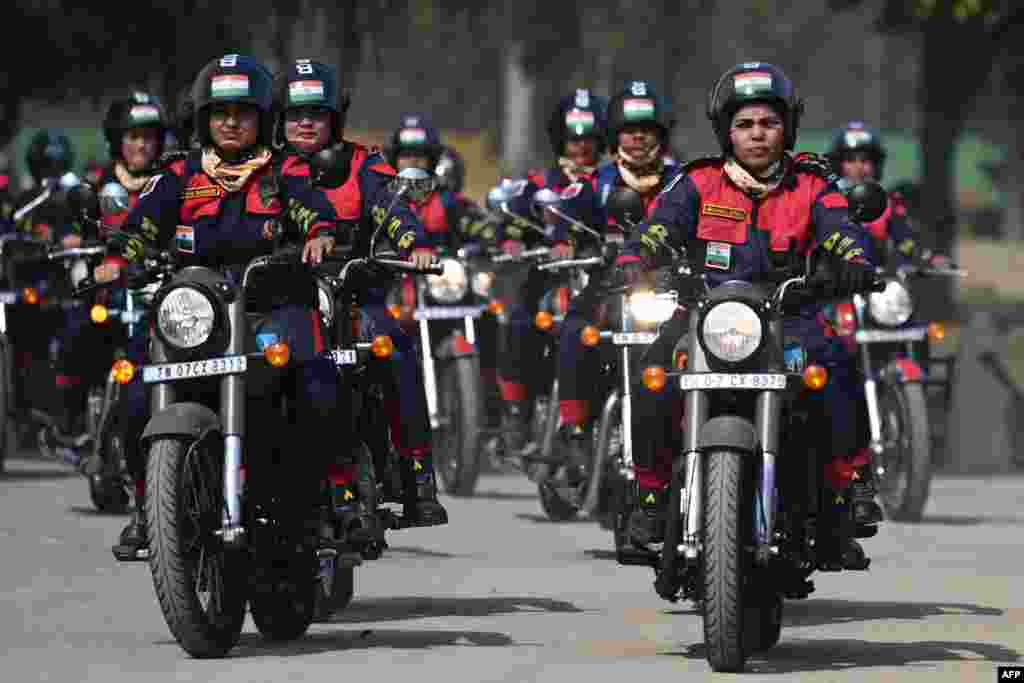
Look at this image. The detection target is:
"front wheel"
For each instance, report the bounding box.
[0,341,10,474]
[434,355,482,497]
[878,382,932,522]
[89,428,130,513]
[314,564,355,622]
[146,438,246,658]
[250,574,316,642]
[702,449,751,673]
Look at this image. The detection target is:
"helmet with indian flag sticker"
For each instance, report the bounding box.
[386,114,444,171]
[103,91,169,162]
[605,80,674,152]
[273,59,351,146]
[707,62,803,153]
[547,88,608,157]
[191,54,275,147]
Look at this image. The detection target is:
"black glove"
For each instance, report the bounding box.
[833,257,875,297]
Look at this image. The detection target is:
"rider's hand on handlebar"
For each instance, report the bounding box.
[549,242,574,260]
[501,240,524,258]
[302,235,336,265]
[94,263,121,284]
[833,256,875,297]
[409,248,435,270]
[61,233,83,249]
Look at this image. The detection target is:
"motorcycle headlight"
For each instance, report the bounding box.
[427,258,468,303]
[868,280,913,327]
[69,259,90,289]
[157,286,216,349]
[627,291,677,325]
[471,270,495,298]
[700,300,763,364]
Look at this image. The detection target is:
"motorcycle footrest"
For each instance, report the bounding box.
[112,544,149,562]
[616,547,658,567]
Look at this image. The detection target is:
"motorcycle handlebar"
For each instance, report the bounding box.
[49,245,108,260]
[375,258,445,275]
[536,256,605,272]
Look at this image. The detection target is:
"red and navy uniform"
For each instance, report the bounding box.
[496,166,590,405]
[620,153,874,489]
[281,143,434,459]
[862,191,918,267]
[556,160,683,427]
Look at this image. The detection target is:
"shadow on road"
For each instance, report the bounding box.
[327,595,583,624]
[67,505,129,517]
[781,599,1003,629]
[514,513,592,525]
[669,638,1021,674]
[464,490,539,501]
[227,627,526,657]
[913,514,1024,527]
[384,545,459,559]
[0,468,77,482]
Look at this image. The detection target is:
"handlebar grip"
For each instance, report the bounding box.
[267,246,303,265]
[375,258,445,275]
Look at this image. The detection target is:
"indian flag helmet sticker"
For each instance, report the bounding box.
[289,80,325,105]
[565,109,595,135]
[734,71,773,95]
[399,128,428,145]
[844,130,873,147]
[622,98,655,121]
[210,74,250,99]
[129,104,161,125]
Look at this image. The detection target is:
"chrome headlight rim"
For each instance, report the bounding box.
[868,279,914,327]
[426,258,469,304]
[317,281,334,325]
[153,283,225,355]
[698,298,766,366]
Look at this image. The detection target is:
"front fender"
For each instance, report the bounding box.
[141,402,221,443]
[434,332,478,361]
[882,357,924,384]
[698,415,758,454]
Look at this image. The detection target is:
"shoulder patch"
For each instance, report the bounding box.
[820,192,848,210]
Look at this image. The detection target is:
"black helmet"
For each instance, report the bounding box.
[386,114,443,170]
[707,62,803,154]
[102,91,169,161]
[827,121,887,180]
[435,145,465,194]
[26,129,74,184]
[273,59,351,147]
[546,88,608,158]
[605,81,675,152]
[191,54,274,148]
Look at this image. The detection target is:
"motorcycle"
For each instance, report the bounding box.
[616,185,888,672]
[828,260,965,521]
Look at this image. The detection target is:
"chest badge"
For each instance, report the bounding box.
[705,241,732,270]
[175,225,195,254]
[702,203,747,222]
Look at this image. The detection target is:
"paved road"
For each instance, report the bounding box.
[2,453,1023,682]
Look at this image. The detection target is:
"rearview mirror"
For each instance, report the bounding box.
[98,182,130,216]
[845,181,887,224]
[605,186,645,228]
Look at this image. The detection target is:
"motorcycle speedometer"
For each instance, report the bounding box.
[700,300,764,364]
[157,286,217,349]
[868,279,913,327]
[427,258,468,304]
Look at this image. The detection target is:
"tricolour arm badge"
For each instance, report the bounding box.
[705,241,732,270]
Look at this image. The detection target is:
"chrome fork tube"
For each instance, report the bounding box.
[756,391,781,547]
[221,298,245,537]
[419,318,439,429]
[464,315,476,346]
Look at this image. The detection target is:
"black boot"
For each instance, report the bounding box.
[401,455,448,527]
[851,462,883,536]
[112,505,147,560]
[501,401,534,455]
[627,482,666,546]
[329,471,381,545]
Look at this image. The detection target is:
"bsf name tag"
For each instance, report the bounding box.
[702,203,747,221]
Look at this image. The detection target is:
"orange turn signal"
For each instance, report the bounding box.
[927,322,946,342]
[387,304,402,320]
[90,304,110,324]
[642,366,667,392]
[111,359,135,385]
[534,311,554,332]
[371,335,395,359]
[264,341,291,368]
[674,350,689,370]
[580,325,601,347]
[487,301,505,316]
[803,364,828,391]
[22,287,39,305]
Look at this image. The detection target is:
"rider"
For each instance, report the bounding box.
[616,63,879,568]
[14,129,81,245]
[495,88,606,454]
[110,54,345,550]
[273,59,447,527]
[826,121,948,268]
[555,80,682,447]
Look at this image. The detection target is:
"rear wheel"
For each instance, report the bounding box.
[146,438,246,658]
[314,564,355,622]
[250,570,316,641]
[702,449,750,673]
[434,356,482,497]
[878,382,932,521]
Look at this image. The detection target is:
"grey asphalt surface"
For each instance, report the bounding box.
[2,453,1023,683]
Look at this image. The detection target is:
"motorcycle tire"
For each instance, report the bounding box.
[744,591,783,653]
[314,564,355,622]
[433,356,482,497]
[250,572,316,642]
[0,341,10,474]
[702,449,752,673]
[879,382,932,522]
[146,438,246,658]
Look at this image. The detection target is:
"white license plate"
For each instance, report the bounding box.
[854,328,927,343]
[0,291,17,304]
[612,332,657,346]
[679,373,788,391]
[413,305,486,320]
[330,349,358,366]
[142,355,247,383]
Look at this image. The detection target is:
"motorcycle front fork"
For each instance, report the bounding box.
[418,315,475,430]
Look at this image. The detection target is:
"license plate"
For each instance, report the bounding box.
[854,327,927,343]
[142,355,247,383]
[612,332,657,346]
[413,305,486,320]
[0,291,17,304]
[679,373,787,391]
[330,349,358,366]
